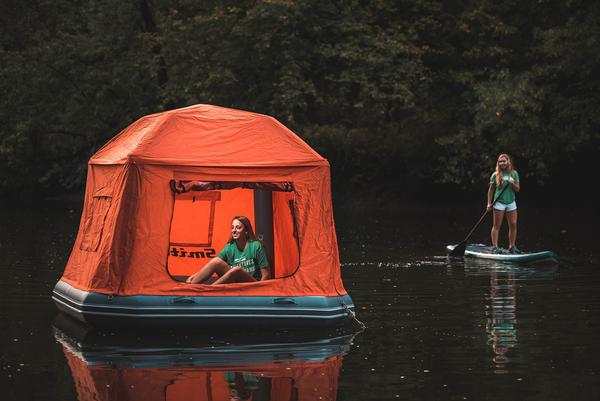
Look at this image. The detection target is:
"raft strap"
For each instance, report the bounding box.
[341,301,366,330]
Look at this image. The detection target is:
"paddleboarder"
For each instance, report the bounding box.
[487,154,521,254]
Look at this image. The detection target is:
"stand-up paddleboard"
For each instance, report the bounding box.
[446,243,557,263]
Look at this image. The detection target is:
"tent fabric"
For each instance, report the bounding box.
[60,104,347,297]
[91,104,326,167]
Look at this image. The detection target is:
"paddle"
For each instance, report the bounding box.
[448,181,510,257]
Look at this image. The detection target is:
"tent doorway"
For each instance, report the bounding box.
[167,182,299,282]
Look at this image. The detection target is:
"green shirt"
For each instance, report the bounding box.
[224,372,260,385]
[217,241,269,280]
[490,171,520,204]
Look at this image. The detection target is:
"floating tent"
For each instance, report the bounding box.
[53,104,354,326]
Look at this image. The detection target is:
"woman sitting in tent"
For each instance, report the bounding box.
[185,216,271,285]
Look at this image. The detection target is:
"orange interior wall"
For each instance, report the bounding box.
[273,192,299,278]
[168,189,254,277]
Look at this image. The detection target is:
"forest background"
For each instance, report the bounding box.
[1,0,598,203]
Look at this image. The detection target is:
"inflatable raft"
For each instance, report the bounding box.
[446,243,557,263]
[52,105,356,328]
[53,280,355,328]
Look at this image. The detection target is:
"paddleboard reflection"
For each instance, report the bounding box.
[462,259,558,374]
[53,315,356,401]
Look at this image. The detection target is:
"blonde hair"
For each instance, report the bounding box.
[495,153,515,187]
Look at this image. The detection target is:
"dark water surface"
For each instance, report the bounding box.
[1,199,598,401]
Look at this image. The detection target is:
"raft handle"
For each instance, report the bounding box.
[171,297,197,304]
[272,297,297,305]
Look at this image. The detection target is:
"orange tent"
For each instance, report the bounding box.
[58,104,348,299]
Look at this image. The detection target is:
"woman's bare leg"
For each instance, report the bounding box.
[186,258,230,284]
[491,209,505,248]
[212,266,257,285]
[506,209,518,249]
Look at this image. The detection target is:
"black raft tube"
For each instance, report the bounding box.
[253,190,275,276]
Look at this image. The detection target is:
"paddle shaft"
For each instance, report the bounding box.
[460,181,511,243]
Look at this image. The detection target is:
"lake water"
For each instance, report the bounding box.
[1,198,598,401]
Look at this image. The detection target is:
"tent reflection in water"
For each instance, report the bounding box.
[62,361,343,401]
[52,104,355,327]
[54,323,350,401]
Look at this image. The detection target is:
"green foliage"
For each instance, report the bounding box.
[1,0,598,196]
[431,0,600,187]
[0,0,161,194]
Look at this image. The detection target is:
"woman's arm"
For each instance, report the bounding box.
[212,266,256,284]
[254,243,270,281]
[511,179,520,192]
[486,184,495,210]
[185,257,229,284]
[504,175,520,192]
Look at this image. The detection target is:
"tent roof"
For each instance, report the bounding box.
[90,104,327,167]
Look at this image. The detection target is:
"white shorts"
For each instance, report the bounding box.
[493,201,517,212]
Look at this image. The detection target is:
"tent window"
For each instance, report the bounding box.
[79,196,112,252]
[167,181,299,283]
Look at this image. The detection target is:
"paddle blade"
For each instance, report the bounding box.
[449,241,467,257]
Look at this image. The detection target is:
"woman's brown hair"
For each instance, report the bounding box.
[227,216,258,243]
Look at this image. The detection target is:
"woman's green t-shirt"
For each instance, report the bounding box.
[217,241,269,280]
[490,171,520,204]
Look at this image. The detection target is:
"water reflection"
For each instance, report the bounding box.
[486,269,517,373]
[462,259,558,374]
[53,315,355,401]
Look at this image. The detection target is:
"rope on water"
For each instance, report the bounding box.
[341,302,366,330]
